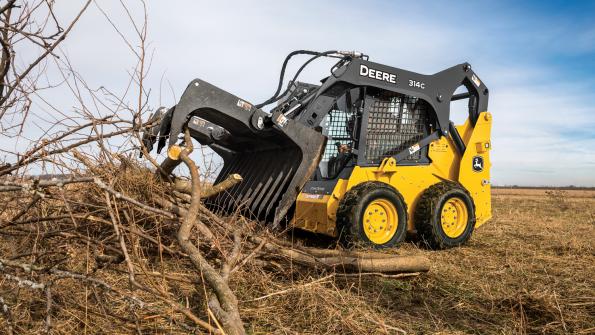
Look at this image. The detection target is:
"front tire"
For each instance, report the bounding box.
[337,182,408,249]
[414,181,476,249]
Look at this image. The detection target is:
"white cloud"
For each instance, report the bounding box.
[4,1,594,186]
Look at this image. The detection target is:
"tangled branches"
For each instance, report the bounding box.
[0,134,429,334]
[0,0,92,129]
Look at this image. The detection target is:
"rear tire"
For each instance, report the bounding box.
[414,181,476,249]
[337,182,407,249]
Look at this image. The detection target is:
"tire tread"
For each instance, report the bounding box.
[414,181,476,249]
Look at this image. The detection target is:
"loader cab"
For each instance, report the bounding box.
[356,89,433,167]
[318,109,356,179]
[316,87,434,180]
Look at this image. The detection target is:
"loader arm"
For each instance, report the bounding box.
[284,58,489,154]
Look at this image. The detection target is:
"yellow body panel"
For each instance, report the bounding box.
[293,179,348,236]
[457,112,493,227]
[293,112,493,237]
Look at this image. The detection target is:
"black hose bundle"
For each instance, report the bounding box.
[255,50,340,109]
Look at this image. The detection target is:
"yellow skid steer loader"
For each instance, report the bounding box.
[143,50,492,249]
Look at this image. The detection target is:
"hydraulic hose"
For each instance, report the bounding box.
[255,50,339,108]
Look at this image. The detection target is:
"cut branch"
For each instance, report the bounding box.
[177,129,245,335]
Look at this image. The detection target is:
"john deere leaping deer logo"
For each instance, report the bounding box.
[472,156,484,172]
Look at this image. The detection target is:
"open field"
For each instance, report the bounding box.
[390,188,594,334]
[0,185,593,334]
[236,188,595,334]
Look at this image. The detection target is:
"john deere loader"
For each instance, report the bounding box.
[143,50,492,249]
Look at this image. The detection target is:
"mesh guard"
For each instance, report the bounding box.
[365,93,430,164]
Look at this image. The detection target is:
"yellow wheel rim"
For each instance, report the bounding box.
[440,197,469,238]
[363,199,398,245]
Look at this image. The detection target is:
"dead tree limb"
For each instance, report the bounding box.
[174,173,243,197]
[177,129,245,335]
[0,176,95,192]
[251,236,431,273]
[156,156,181,180]
[188,201,431,274]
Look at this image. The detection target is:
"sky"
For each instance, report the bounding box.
[9,0,595,186]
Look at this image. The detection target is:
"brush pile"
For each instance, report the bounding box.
[0,133,429,334]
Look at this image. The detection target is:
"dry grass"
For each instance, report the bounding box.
[0,179,593,334]
[236,188,594,334]
[393,188,595,334]
[247,187,587,334]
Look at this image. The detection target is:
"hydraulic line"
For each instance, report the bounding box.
[255,50,340,108]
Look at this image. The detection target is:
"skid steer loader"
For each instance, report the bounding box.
[142,50,492,249]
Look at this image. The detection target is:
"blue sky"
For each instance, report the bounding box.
[5,0,595,186]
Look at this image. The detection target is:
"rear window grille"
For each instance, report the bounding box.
[321,109,353,161]
[365,94,429,163]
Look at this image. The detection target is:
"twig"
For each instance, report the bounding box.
[221,228,242,281]
[94,177,175,219]
[337,272,421,279]
[0,0,93,115]
[84,214,184,256]
[247,274,334,302]
[0,126,134,177]
[104,190,136,284]
[44,284,52,334]
[0,295,15,335]
[1,272,46,290]
[0,176,95,192]
[7,193,42,222]
[0,257,144,307]
[230,238,266,275]
[153,192,216,242]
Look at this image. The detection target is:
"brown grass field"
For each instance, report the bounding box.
[237,188,595,334]
[0,186,593,334]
